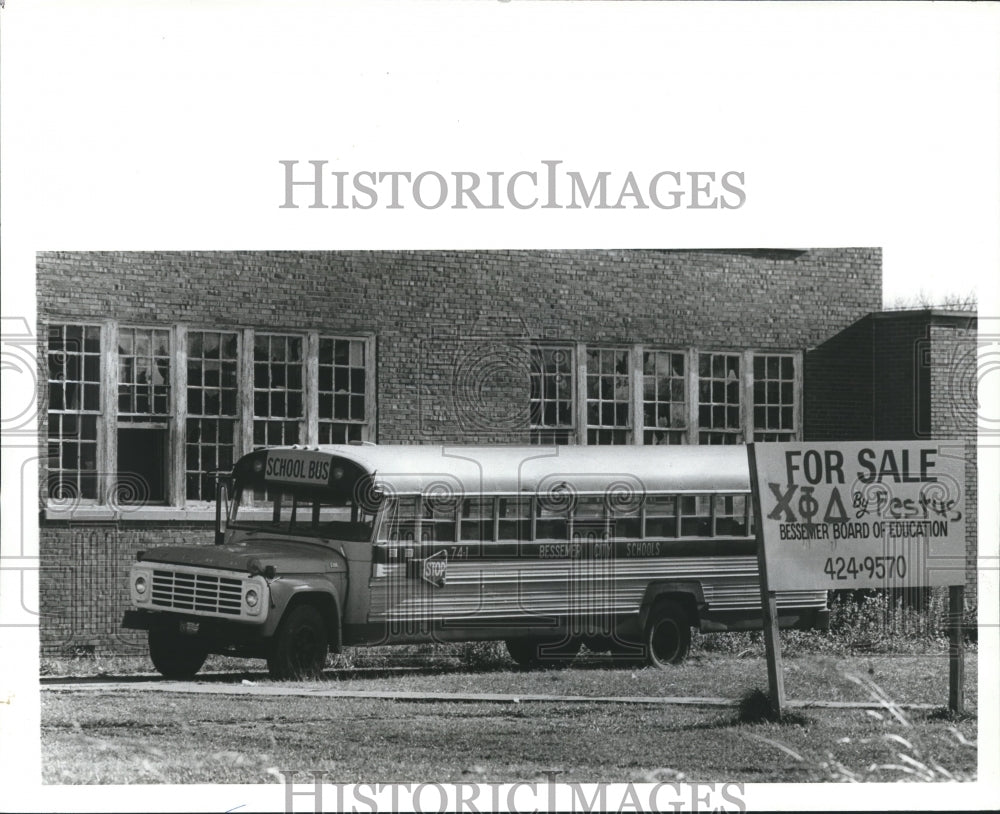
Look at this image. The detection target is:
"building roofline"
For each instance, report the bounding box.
[871,308,977,322]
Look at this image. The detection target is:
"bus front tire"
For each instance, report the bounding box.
[644,600,691,668]
[505,636,581,669]
[148,626,208,679]
[267,604,329,680]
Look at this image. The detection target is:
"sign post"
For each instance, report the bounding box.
[948,584,965,714]
[747,443,785,720]
[749,441,967,716]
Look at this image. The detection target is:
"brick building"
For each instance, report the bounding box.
[35,248,978,654]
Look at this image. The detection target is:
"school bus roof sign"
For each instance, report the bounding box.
[263,450,335,485]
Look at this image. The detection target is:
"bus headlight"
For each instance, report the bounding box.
[131,568,152,604]
[244,581,265,616]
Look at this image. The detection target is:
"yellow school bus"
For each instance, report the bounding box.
[122,444,828,678]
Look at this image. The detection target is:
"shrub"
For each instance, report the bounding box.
[689,588,973,658]
[457,641,510,671]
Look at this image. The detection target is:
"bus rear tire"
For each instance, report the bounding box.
[267,604,328,680]
[644,600,691,668]
[505,636,581,669]
[148,625,207,679]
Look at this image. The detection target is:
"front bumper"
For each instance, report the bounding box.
[122,609,274,653]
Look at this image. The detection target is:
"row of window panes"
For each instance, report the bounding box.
[644,349,686,445]
[48,325,102,413]
[752,353,796,439]
[378,494,750,543]
[46,324,370,503]
[585,348,631,444]
[47,326,103,500]
[47,414,99,500]
[318,338,367,423]
[118,327,171,416]
[529,346,574,438]
[529,346,797,445]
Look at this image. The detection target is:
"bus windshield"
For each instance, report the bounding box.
[228,486,377,542]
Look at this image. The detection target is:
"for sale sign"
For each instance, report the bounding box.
[749,442,967,591]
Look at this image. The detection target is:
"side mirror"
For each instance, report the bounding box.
[214,474,233,545]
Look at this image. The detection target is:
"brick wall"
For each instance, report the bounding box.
[38,248,883,445]
[40,523,214,654]
[37,248,885,654]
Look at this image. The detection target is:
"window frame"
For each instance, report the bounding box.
[530,343,802,448]
[317,334,375,445]
[751,352,800,442]
[185,328,242,502]
[46,322,105,504]
[582,344,634,445]
[642,347,689,446]
[528,343,577,445]
[43,321,375,517]
[251,331,308,450]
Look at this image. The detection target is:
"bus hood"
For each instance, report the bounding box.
[138,538,341,575]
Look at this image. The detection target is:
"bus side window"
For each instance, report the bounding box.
[460,497,494,543]
[498,498,531,542]
[680,495,712,537]
[535,500,569,541]
[423,496,456,543]
[572,496,608,540]
[609,503,643,539]
[377,498,398,543]
[380,496,422,545]
[574,496,605,520]
[714,495,748,536]
[645,495,677,538]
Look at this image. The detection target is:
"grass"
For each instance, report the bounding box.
[40,652,977,784]
[39,591,979,784]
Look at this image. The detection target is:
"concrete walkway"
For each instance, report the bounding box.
[41,678,940,710]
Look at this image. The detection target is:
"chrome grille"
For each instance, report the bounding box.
[151,568,244,616]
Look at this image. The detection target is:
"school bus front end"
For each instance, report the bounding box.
[122,446,369,679]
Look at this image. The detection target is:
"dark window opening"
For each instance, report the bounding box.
[117,427,168,504]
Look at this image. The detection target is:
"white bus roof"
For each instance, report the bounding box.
[262,444,751,496]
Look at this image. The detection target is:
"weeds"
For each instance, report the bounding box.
[692,589,975,658]
[735,676,977,782]
[735,688,810,726]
